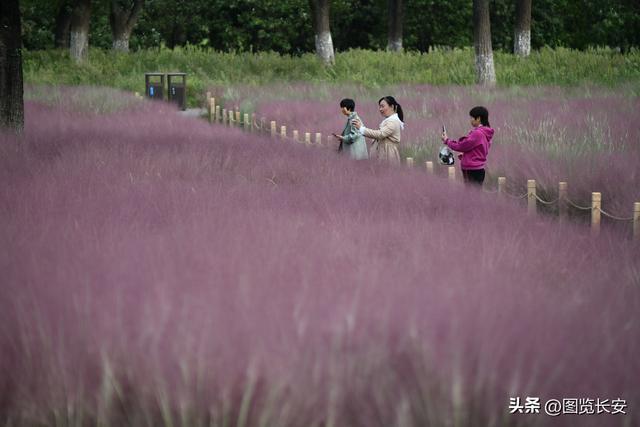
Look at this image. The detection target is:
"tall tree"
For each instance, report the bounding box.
[54,0,74,48]
[514,0,532,56]
[0,0,24,133]
[110,0,145,52]
[309,0,334,65]
[387,0,403,52]
[69,0,91,62]
[472,0,496,85]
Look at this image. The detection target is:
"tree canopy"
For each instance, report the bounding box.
[19,0,640,53]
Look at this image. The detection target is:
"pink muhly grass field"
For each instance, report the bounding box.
[241,83,640,217]
[0,88,639,426]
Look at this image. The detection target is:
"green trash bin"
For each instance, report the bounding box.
[167,72,187,111]
[145,73,165,100]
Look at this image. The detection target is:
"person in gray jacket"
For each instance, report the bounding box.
[333,98,369,160]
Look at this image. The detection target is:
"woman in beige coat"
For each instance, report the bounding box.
[352,96,404,164]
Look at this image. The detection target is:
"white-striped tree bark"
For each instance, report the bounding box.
[110,0,145,52]
[514,0,532,57]
[69,0,91,62]
[309,0,335,65]
[387,0,403,52]
[473,0,496,86]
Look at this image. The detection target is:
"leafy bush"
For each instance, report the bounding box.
[22,47,640,108]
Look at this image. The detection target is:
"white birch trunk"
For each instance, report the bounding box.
[514,29,531,57]
[112,37,130,52]
[475,52,496,86]
[315,31,335,65]
[69,30,89,62]
[387,38,402,52]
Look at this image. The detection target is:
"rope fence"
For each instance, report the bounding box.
[204,95,640,241]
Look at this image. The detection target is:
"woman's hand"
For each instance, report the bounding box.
[332,133,343,141]
[441,130,448,142]
[352,118,362,129]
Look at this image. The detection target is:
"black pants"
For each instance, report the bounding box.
[462,169,485,186]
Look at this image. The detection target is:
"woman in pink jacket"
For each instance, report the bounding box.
[441,106,494,186]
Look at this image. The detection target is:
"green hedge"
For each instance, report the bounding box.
[23,47,640,107]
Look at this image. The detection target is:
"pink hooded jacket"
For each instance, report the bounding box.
[444,126,494,170]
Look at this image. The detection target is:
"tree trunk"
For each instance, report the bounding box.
[54,0,73,49]
[309,0,334,66]
[110,0,145,52]
[514,0,532,56]
[0,0,24,133]
[387,0,403,52]
[472,0,496,86]
[69,0,91,62]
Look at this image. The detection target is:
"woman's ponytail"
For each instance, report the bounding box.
[379,96,404,122]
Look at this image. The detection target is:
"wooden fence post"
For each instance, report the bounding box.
[406,157,414,167]
[591,192,601,236]
[214,106,221,123]
[209,98,218,123]
[448,166,456,182]
[270,121,276,137]
[304,132,311,144]
[244,113,250,131]
[633,202,640,241]
[498,177,506,196]
[235,110,241,125]
[251,113,256,132]
[280,125,287,139]
[222,108,227,125]
[527,180,537,216]
[228,110,235,126]
[425,161,433,174]
[558,182,568,223]
[315,132,322,146]
[260,117,266,132]
[293,130,299,142]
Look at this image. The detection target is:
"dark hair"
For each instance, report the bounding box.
[340,98,355,112]
[469,106,490,127]
[378,96,404,122]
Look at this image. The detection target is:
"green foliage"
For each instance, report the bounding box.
[20,0,640,53]
[22,47,640,107]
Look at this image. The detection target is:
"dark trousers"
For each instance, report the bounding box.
[462,168,485,186]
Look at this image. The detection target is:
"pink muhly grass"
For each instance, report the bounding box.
[0,89,638,426]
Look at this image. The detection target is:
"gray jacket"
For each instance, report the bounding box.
[340,112,369,160]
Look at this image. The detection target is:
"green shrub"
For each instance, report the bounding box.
[23,47,640,107]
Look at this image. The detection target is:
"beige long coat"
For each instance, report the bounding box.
[361,115,402,164]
